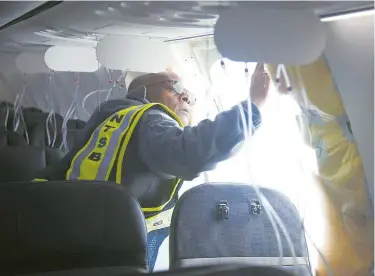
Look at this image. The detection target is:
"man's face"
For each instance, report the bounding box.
[151,73,194,126]
[159,88,192,126]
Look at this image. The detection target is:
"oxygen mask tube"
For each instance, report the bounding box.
[267,64,332,275]
[13,80,29,144]
[287,66,333,276]
[245,63,253,136]
[12,91,21,132]
[217,60,298,270]
[117,71,128,98]
[4,102,10,130]
[104,68,115,102]
[244,65,283,266]
[82,90,110,117]
[202,41,216,185]
[82,69,113,117]
[275,64,293,93]
[82,72,127,117]
[242,63,292,269]
[105,72,127,102]
[46,71,58,148]
[60,74,80,153]
[46,111,57,147]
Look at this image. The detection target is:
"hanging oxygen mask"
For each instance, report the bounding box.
[222,59,293,267]
[214,58,332,275]
[211,58,325,273]
[105,70,128,101]
[58,70,126,153]
[13,79,29,144]
[57,74,78,153]
[0,75,11,130]
[3,102,11,131]
[82,70,127,117]
[45,71,58,148]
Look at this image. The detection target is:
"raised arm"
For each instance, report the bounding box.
[137,101,261,180]
[138,63,270,180]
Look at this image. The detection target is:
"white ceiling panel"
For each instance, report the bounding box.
[0,1,372,53]
[0,1,47,28]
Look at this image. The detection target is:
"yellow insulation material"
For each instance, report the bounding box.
[267,57,374,276]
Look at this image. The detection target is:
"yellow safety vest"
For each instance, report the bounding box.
[34,103,184,233]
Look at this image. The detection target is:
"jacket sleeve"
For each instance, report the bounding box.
[137,101,262,181]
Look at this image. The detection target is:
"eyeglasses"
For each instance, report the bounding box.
[147,80,197,106]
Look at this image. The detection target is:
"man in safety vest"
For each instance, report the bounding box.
[34,63,270,271]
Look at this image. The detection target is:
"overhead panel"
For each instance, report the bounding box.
[45,46,100,72]
[0,1,372,59]
[214,6,326,65]
[0,1,48,29]
[15,52,50,74]
[96,35,174,72]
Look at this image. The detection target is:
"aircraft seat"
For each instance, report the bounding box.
[22,265,295,276]
[23,107,43,114]
[0,102,26,136]
[24,110,63,128]
[28,118,85,151]
[66,119,86,151]
[67,119,86,130]
[0,128,64,183]
[28,117,64,149]
[0,180,148,275]
[0,102,13,129]
[0,127,28,146]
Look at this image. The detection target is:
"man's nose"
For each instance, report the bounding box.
[180,94,191,105]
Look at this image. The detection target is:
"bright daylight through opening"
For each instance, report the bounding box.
[154,59,326,272]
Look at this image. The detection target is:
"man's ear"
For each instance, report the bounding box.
[127,85,147,101]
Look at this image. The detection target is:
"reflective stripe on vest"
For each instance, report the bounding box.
[66,103,184,221]
[66,105,141,181]
[142,179,181,213]
[32,178,48,182]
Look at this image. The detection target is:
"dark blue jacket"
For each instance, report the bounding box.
[35,95,261,213]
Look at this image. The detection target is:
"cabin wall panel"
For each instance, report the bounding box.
[324,15,374,203]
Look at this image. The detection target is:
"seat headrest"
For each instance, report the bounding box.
[67,129,84,151]
[24,107,43,114]
[0,102,13,107]
[7,112,26,136]
[28,117,85,149]
[67,119,86,130]
[0,146,63,183]
[28,120,63,148]
[0,103,14,129]
[0,129,27,146]
[25,112,63,130]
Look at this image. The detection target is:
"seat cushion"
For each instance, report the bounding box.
[17,266,146,276]
[19,265,296,276]
[45,147,65,164]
